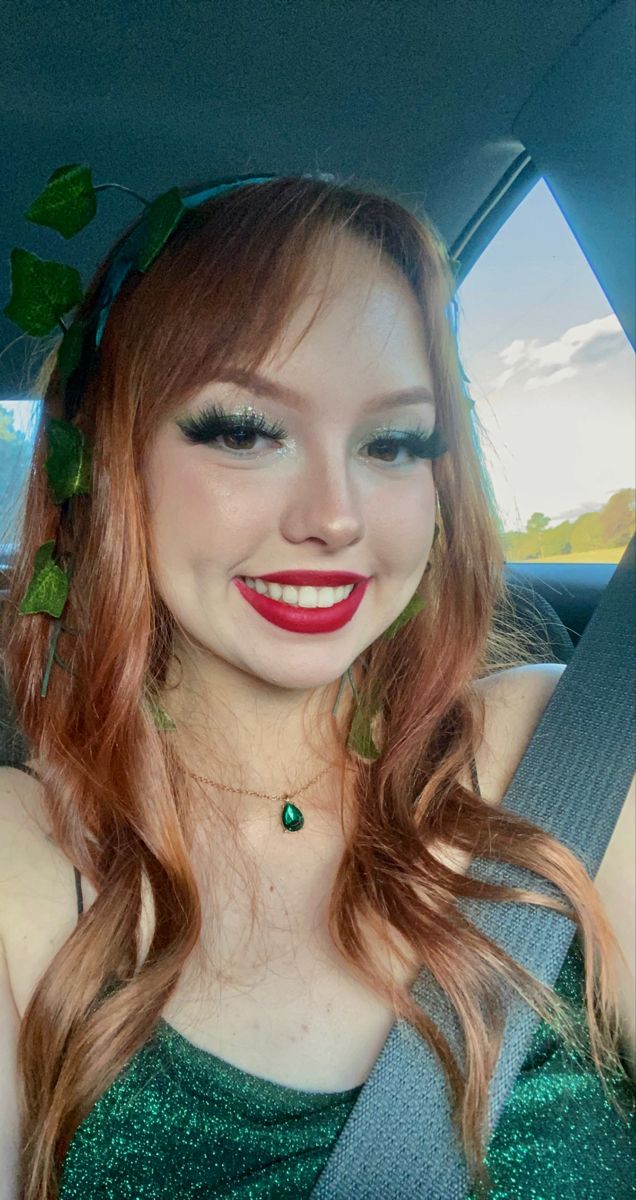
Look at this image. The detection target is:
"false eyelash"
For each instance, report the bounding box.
[177,402,448,461]
[176,403,287,443]
[403,426,448,459]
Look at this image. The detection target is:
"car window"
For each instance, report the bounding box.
[0,400,40,573]
[456,178,635,564]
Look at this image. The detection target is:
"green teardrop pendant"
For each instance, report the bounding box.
[281,802,304,832]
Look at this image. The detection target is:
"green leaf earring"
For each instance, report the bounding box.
[145,694,177,731]
[382,590,427,641]
[345,588,425,760]
[347,688,384,759]
[336,527,441,760]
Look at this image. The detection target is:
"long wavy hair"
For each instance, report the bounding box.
[1,174,631,1199]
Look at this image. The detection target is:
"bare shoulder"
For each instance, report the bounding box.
[428,663,565,881]
[471,662,566,807]
[0,764,86,1020]
[0,762,54,873]
[476,660,565,723]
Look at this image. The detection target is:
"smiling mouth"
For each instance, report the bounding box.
[238,576,358,609]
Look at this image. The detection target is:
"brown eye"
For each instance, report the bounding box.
[366,427,448,464]
[176,403,287,450]
[218,428,261,451]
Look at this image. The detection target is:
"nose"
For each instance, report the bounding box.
[279,451,365,551]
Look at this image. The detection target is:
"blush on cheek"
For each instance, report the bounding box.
[181,471,210,512]
[143,444,206,572]
[148,445,212,521]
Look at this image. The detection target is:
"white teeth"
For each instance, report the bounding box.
[242,578,356,608]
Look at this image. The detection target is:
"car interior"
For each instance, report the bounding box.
[0,3,634,1193]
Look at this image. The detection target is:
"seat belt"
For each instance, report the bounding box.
[310,534,635,1200]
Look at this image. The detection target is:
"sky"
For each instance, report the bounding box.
[456,178,635,531]
[3,178,634,535]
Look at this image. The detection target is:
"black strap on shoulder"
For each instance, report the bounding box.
[7,761,40,781]
[74,865,84,916]
[469,756,481,797]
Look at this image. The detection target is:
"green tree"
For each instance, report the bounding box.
[524,512,550,558]
[570,510,604,551]
[526,512,550,534]
[0,405,17,442]
[599,488,636,547]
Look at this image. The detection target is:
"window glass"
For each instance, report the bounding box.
[456,178,635,563]
[0,399,41,572]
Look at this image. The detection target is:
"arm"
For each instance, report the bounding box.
[0,767,38,1200]
[0,935,20,1200]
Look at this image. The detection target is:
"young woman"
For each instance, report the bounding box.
[0,173,634,1200]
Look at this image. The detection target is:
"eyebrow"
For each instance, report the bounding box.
[212,369,436,414]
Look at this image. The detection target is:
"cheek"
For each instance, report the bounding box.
[144,445,271,566]
[145,449,208,557]
[366,470,436,563]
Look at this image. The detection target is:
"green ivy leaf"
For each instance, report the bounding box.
[3,248,83,336]
[44,417,92,504]
[136,188,186,272]
[346,676,384,760]
[347,706,381,760]
[383,591,427,641]
[19,540,69,618]
[57,319,88,385]
[144,694,177,731]
[26,164,97,239]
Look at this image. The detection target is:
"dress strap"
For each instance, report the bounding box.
[469,756,481,797]
[7,761,40,781]
[74,865,84,917]
[7,761,85,921]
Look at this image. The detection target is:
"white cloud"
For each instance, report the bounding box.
[490,314,625,393]
[525,366,577,390]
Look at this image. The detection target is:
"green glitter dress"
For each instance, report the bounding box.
[56,897,635,1199]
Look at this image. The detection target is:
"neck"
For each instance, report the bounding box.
[159,649,363,826]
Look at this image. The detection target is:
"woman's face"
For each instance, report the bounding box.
[143,235,439,697]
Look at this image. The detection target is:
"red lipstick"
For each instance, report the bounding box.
[233,575,369,634]
[255,570,368,587]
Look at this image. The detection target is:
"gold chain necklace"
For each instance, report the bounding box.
[185,761,336,831]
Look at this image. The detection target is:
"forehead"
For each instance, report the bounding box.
[262,234,433,385]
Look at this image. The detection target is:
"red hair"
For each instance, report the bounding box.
[1,175,630,1199]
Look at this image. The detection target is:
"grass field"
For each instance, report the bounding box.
[507,545,631,565]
